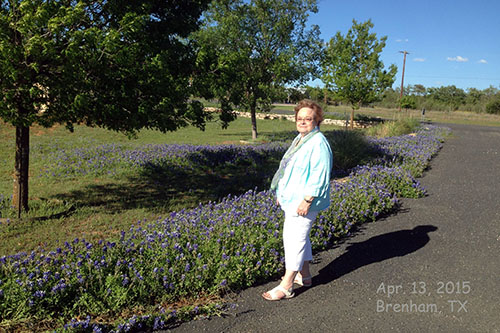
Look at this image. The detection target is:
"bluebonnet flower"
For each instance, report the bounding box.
[0,125,450,331]
[122,276,130,286]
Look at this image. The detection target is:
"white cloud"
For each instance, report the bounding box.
[413,58,425,62]
[447,56,468,62]
[396,38,409,42]
[478,59,488,64]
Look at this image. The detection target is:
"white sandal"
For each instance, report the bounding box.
[295,275,312,287]
[281,274,312,287]
[262,285,295,301]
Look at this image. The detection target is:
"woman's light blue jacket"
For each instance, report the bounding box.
[276,131,333,212]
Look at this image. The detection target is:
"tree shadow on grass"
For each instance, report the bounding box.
[258,130,297,142]
[50,128,392,218]
[227,128,387,175]
[217,130,297,143]
[53,161,279,215]
[313,225,438,286]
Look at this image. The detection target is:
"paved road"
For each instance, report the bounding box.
[165,123,500,333]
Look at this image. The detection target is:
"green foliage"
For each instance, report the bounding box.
[0,120,450,331]
[400,95,416,110]
[485,99,500,115]
[0,0,218,213]
[192,0,322,138]
[323,130,378,173]
[0,118,306,255]
[366,118,420,138]
[411,84,427,96]
[0,0,214,132]
[0,197,72,220]
[373,85,500,113]
[305,86,326,103]
[426,85,467,111]
[321,19,397,110]
[373,87,400,109]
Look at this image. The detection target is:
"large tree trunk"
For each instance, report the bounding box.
[250,99,258,140]
[12,125,30,218]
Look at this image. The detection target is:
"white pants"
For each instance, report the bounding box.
[283,210,319,271]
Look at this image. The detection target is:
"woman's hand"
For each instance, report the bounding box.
[296,199,312,216]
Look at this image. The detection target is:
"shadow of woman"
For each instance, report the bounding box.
[314,225,438,286]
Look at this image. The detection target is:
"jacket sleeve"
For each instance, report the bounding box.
[303,139,332,197]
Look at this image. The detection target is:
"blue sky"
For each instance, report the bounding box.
[307,0,500,91]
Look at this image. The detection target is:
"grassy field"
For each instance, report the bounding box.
[1,105,497,257]
[0,117,340,255]
[358,107,500,126]
[272,103,500,127]
[1,115,449,331]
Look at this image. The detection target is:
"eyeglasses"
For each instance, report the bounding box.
[296,117,314,123]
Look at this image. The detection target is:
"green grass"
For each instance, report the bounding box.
[0,117,339,255]
[365,117,420,137]
[1,105,496,257]
[342,106,500,127]
[0,112,453,331]
[272,103,500,127]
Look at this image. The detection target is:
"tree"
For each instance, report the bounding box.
[427,85,466,111]
[485,99,500,115]
[400,95,416,111]
[286,87,307,104]
[193,0,322,139]
[412,84,427,96]
[466,88,483,105]
[305,86,324,103]
[321,19,397,129]
[483,85,499,97]
[0,0,214,216]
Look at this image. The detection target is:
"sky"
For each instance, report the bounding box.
[307,0,500,91]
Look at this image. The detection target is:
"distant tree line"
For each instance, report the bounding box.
[376,85,500,114]
[282,84,500,115]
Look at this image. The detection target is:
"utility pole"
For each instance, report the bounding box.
[399,50,409,111]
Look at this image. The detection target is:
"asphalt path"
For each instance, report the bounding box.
[164,123,500,333]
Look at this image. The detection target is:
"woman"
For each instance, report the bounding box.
[262,99,333,301]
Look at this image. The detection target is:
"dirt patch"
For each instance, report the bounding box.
[334,176,350,183]
[32,124,60,136]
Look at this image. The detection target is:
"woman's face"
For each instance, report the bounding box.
[296,107,317,136]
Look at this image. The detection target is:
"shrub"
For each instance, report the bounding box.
[366,118,419,138]
[485,99,500,115]
[400,96,417,110]
[323,130,379,176]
